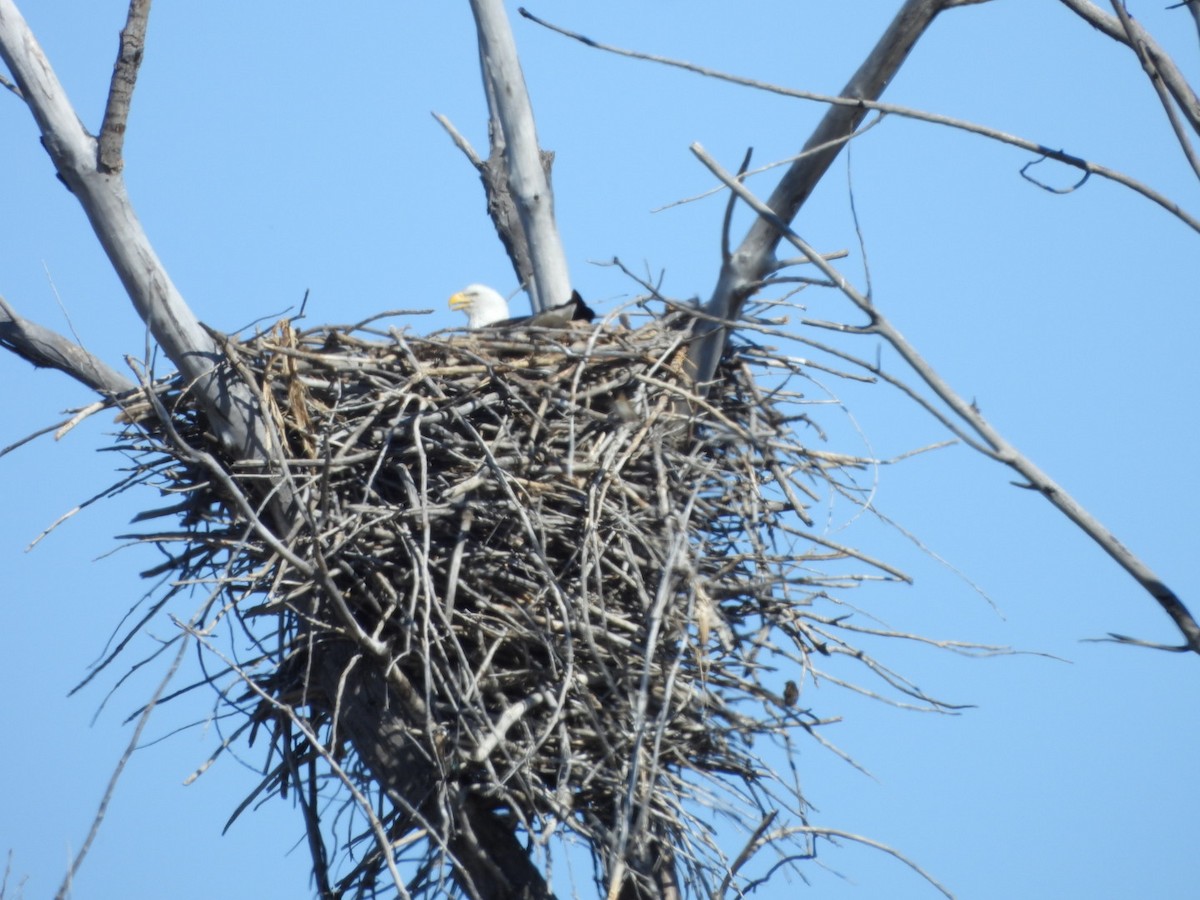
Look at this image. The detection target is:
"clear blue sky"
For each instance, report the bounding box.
[2,2,1197,898]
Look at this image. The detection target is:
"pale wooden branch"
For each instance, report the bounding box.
[468,0,571,312]
[98,0,152,174]
[688,0,962,388]
[693,143,1200,654]
[0,295,134,394]
[1058,0,1200,140]
[433,110,551,296]
[1107,0,1200,181]
[0,0,271,462]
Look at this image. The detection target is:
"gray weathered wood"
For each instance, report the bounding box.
[0,295,134,395]
[0,0,271,460]
[468,0,572,312]
[687,0,966,390]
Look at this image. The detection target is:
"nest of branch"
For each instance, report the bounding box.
[113,306,887,898]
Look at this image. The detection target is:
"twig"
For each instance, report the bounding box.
[54,634,189,900]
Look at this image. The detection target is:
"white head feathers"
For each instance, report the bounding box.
[448,284,510,329]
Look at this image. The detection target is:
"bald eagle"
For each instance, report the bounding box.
[449,284,595,330]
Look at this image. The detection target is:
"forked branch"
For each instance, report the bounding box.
[1058,0,1200,142]
[693,144,1200,654]
[0,0,272,461]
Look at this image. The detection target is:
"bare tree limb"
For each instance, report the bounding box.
[1107,0,1200,180]
[0,295,134,394]
[1058,0,1200,140]
[98,0,152,174]
[687,0,962,388]
[433,110,554,297]
[523,8,1200,237]
[0,0,272,462]
[468,0,571,312]
[692,143,1200,654]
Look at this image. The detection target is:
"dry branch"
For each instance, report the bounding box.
[0,0,274,463]
[692,145,1200,655]
[98,0,152,174]
[0,295,134,395]
[469,0,571,312]
[1059,0,1200,141]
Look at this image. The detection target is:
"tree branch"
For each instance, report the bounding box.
[687,0,976,387]
[523,8,1200,236]
[0,295,134,394]
[432,110,553,297]
[0,0,271,461]
[98,0,152,174]
[692,143,1200,654]
[1058,0,1200,140]
[468,0,571,312]
[1106,0,1200,181]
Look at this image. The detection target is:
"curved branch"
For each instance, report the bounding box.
[1058,0,1200,141]
[524,9,1200,236]
[693,144,1200,654]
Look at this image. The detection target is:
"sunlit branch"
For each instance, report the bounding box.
[692,142,1200,654]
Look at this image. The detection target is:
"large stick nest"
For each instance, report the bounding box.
[110,305,902,898]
